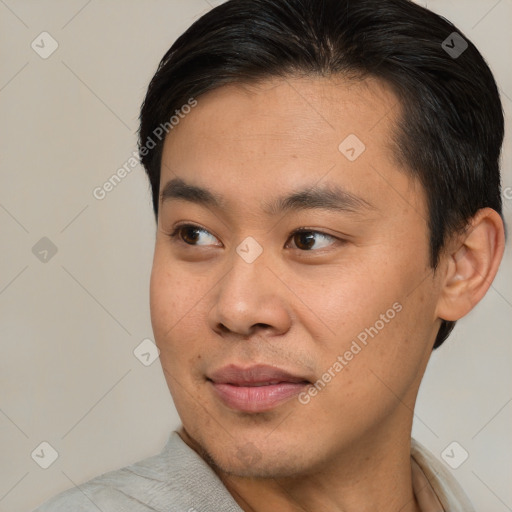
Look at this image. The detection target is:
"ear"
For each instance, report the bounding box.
[435,208,505,322]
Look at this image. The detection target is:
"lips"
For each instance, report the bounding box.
[207,364,310,413]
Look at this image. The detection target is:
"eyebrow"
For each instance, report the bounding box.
[160,178,225,209]
[262,183,375,215]
[160,177,374,215]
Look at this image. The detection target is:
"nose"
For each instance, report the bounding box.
[208,252,292,338]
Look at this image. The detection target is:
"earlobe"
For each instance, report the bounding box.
[435,208,505,322]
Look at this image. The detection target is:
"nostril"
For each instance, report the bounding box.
[215,322,272,337]
[253,323,271,330]
[217,323,231,334]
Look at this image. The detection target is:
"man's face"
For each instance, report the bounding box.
[150,77,444,478]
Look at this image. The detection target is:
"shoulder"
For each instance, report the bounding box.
[32,432,197,512]
[31,477,138,512]
[411,438,475,512]
[32,459,174,512]
[32,432,242,512]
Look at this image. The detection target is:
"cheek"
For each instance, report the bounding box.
[149,257,208,400]
[149,250,216,365]
[307,253,435,383]
[150,255,197,345]
[301,262,403,344]
[150,261,178,339]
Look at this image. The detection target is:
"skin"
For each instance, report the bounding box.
[149,76,504,512]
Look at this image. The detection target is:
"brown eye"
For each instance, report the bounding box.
[293,231,316,250]
[288,230,337,251]
[169,224,220,246]
[181,226,202,245]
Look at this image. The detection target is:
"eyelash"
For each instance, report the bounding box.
[166,223,342,251]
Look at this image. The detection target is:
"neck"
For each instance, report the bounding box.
[213,419,421,512]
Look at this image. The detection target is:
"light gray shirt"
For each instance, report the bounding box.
[33,432,475,512]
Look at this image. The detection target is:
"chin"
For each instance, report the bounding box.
[197,435,314,479]
[214,453,307,479]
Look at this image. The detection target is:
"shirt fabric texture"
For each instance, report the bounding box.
[33,432,475,512]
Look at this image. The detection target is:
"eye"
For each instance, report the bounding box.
[287,229,338,251]
[168,224,221,246]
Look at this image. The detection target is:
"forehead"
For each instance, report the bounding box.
[166,75,399,153]
[160,76,424,218]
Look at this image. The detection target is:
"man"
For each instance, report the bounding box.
[34,0,505,510]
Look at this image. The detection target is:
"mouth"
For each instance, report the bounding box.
[207,364,311,413]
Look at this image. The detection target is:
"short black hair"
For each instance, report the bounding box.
[139,0,504,349]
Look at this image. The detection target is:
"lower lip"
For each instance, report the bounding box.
[210,381,308,412]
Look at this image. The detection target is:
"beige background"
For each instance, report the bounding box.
[0,1,511,511]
